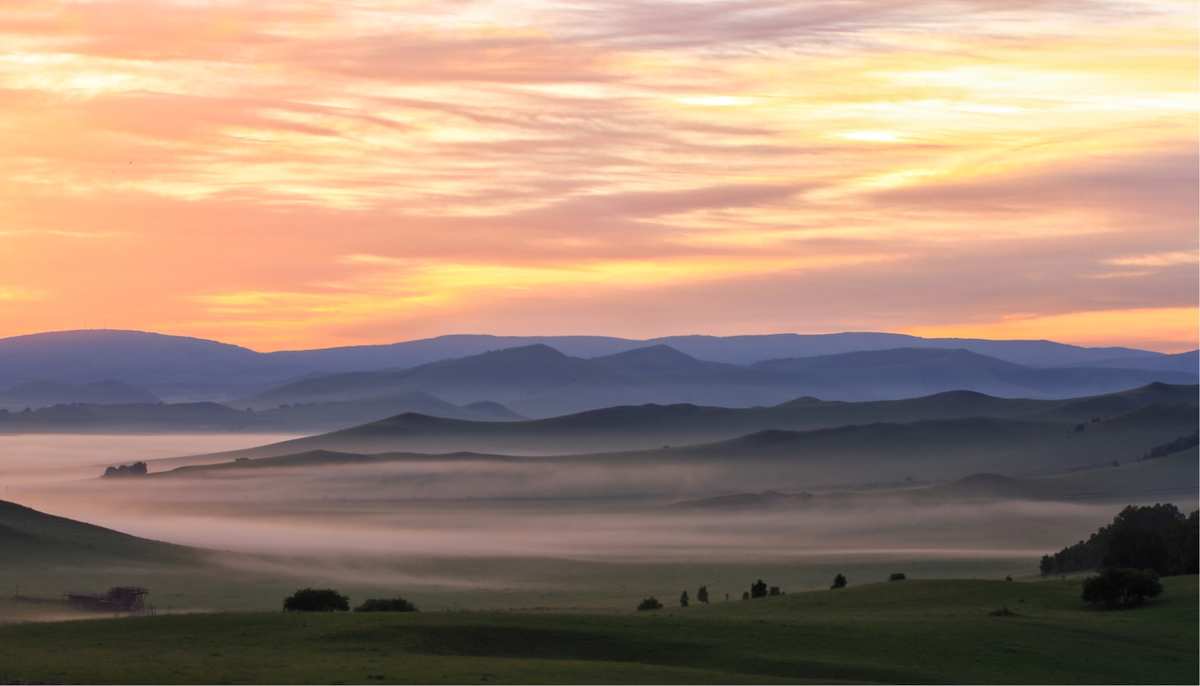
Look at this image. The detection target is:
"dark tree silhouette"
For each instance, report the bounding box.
[831,573,847,590]
[768,586,781,596]
[1041,504,1199,577]
[697,586,709,604]
[283,588,349,612]
[750,579,768,598]
[889,573,906,582]
[637,596,663,611]
[1081,568,1163,609]
[679,590,689,607]
[354,597,418,612]
[741,591,750,601]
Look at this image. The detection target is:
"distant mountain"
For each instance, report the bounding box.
[157,401,1198,494]
[0,379,159,410]
[1081,349,1199,374]
[0,329,1187,401]
[0,330,301,400]
[752,348,1196,400]
[244,344,1196,416]
[0,393,524,434]
[161,383,1198,464]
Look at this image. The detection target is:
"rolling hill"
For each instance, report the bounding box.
[167,383,1198,461]
[0,329,1187,403]
[0,393,523,434]
[156,395,1198,491]
[0,499,195,565]
[243,345,1196,416]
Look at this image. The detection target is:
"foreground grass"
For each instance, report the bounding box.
[0,576,1195,684]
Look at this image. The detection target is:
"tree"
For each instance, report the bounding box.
[750,579,768,598]
[1041,504,1199,577]
[889,573,906,582]
[830,573,847,590]
[637,596,663,611]
[697,586,709,604]
[283,588,349,612]
[768,586,781,596]
[679,590,689,607]
[741,591,750,601]
[1081,568,1163,609]
[354,597,418,612]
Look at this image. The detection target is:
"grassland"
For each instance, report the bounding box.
[0,576,1194,684]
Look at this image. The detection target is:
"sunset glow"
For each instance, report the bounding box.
[0,1,1196,350]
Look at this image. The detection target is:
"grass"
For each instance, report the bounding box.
[0,576,1194,684]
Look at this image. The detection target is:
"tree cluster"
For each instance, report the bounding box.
[283,588,419,613]
[102,461,148,478]
[1139,431,1198,462]
[1040,504,1199,577]
[1081,568,1163,609]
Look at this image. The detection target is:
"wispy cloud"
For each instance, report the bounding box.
[0,0,1194,350]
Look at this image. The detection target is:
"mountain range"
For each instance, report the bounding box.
[242,344,1195,417]
[1,329,1193,403]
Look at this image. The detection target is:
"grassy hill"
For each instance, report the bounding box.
[0,576,1193,684]
[0,499,195,565]
[163,383,1198,462]
[160,399,1199,488]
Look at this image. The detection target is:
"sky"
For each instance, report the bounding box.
[0,0,1196,352]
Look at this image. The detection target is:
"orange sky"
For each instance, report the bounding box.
[0,1,1196,352]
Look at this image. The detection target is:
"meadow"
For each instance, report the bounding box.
[0,576,1195,684]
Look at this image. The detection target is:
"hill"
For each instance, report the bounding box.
[244,345,1194,416]
[157,398,1198,493]
[0,393,523,434]
[0,577,1194,683]
[0,329,1185,403]
[0,380,159,410]
[0,499,195,565]
[167,383,1198,462]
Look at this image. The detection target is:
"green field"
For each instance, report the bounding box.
[1,576,1194,684]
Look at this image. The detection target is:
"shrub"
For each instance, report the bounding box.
[768,586,781,596]
[637,596,663,611]
[889,573,907,582]
[741,591,750,601]
[697,585,709,604]
[679,590,689,607]
[830,573,847,590]
[354,597,418,613]
[750,579,768,598]
[1081,568,1163,609]
[283,588,349,612]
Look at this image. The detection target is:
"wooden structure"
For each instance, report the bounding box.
[65,586,148,612]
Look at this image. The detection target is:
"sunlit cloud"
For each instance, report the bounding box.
[0,0,1194,351]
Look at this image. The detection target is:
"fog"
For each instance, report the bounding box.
[2,434,1186,611]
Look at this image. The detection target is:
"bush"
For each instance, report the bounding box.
[1081,568,1163,609]
[679,590,689,607]
[750,579,768,598]
[889,573,906,582]
[830,573,847,590]
[637,596,663,611]
[768,586,781,596]
[697,585,709,604]
[741,591,750,601]
[354,597,418,613]
[283,588,349,612]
